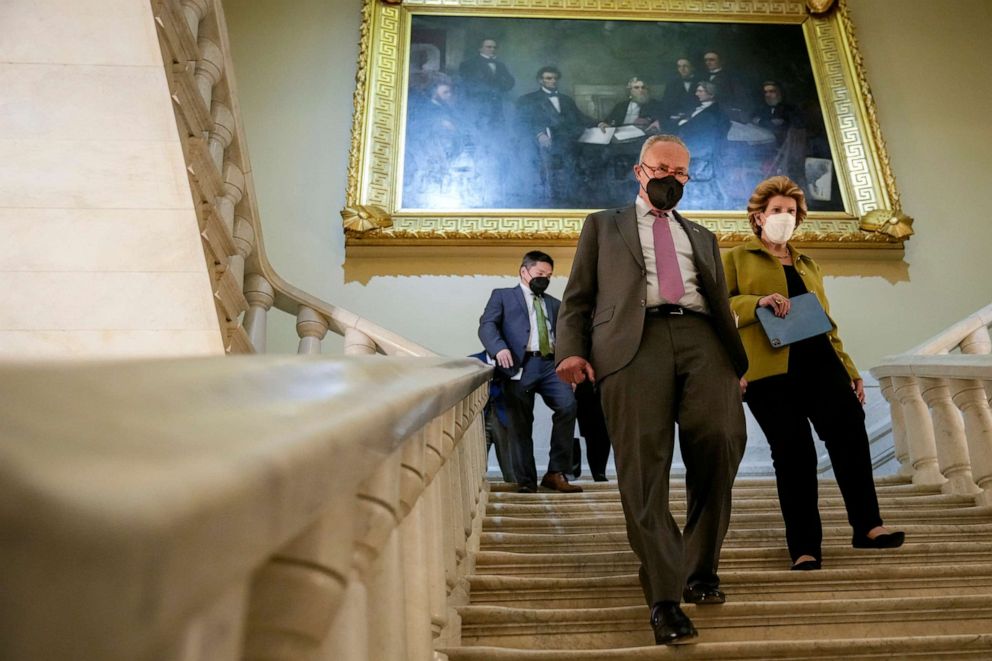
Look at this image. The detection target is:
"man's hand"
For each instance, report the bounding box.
[739,377,748,397]
[557,356,595,385]
[537,132,552,148]
[495,349,514,369]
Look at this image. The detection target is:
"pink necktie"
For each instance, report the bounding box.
[651,210,685,304]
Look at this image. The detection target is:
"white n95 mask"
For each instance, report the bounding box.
[762,212,796,243]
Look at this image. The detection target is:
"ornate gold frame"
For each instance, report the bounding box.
[342,0,912,251]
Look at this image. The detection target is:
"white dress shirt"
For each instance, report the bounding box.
[543,88,561,113]
[622,101,641,125]
[635,196,710,313]
[518,282,555,351]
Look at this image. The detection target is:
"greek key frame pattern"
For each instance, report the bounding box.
[809,12,880,217]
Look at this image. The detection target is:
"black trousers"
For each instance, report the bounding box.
[745,370,883,562]
[575,381,611,476]
[503,355,577,487]
[599,313,746,605]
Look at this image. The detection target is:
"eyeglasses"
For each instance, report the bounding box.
[639,162,691,182]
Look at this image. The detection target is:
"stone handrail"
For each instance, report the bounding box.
[0,355,490,660]
[870,303,992,505]
[152,0,432,358]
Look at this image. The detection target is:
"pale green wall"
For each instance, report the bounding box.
[225,0,992,367]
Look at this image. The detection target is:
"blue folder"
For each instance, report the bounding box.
[755,292,833,348]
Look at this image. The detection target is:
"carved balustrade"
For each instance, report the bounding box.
[871,303,992,504]
[153,0,427,358]
[0,356,490,661]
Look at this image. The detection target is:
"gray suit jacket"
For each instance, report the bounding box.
[556,205,747,380]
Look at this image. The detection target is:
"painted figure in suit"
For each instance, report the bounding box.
[516,66,596,205]
[458,37,515,131]
[702,50,751,123]
[658,58,700,132]
[599,77,665,130]
[556,135,747,645]
[479,251,581,494]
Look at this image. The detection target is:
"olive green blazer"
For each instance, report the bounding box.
[722,236,859,383]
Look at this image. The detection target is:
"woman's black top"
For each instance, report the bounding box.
[783,264,847,383]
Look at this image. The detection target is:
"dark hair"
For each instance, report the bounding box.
[521,250,554,269]
[536,66,561,80]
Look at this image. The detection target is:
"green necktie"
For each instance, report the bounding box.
[534,295,552,357]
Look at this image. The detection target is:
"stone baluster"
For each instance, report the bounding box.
[951,378,992,506]
[230,216,255,291]
[443,409,468,570]
[961,326,992,355]
[209,101,235,171]
[217,162,244,238]
[892,376,947,487]
[243,273,274,352]
[344,327,377,355]
[919,378,981,495]
[194,37,224,112]
[181,0,210,40]
[421,416,449,646]
[296,306,328,354]
[365,452,409,661]
[243,497,355,660]
[399,430,433,661]
[324,455,403,661]
[879,377,913,478]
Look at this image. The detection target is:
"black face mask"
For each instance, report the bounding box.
[646,175,684,211]
[528,276,550,296]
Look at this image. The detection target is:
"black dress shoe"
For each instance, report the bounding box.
[852,531,905,549]
[791,558,822,571]
[683,585,726,604]
[517,483,537,494]
[650,602,698,645]
[592,473,609,482]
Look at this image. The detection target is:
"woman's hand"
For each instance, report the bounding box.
[758,293,791,318]
[852,379,866,405]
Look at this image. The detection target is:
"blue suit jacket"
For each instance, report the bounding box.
[479,286,561,378]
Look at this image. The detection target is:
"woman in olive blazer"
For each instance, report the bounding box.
[722,176,904,570]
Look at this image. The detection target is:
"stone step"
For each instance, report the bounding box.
[479,524,992,553]
[485,492,978,517]
[457,594,992,649]
[487,475,914,495]
[487,478,930,501]
[442,633,992,660]
[483,507,992,533]
[468,564,992,608]
[474,542,992,577]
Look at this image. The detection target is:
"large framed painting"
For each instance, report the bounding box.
[342,0,912,251]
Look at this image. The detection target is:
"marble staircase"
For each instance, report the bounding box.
[442,476,992,659]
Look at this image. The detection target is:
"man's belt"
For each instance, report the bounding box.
[523,351,554,359]
[645,304,700,317]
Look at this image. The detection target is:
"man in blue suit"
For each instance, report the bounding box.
[479,251,581,493]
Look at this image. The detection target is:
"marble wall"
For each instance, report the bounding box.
[0,0,224,358]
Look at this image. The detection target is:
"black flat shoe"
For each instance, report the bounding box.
[852,531,905,549]
[650,602,698,645]
[592,473,609,482]
[791,558,821,571]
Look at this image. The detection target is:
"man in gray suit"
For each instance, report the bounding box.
[556,134,747,645]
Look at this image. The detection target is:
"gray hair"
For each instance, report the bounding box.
[626,76,645,90]
[695,81,717,97]
[638,134,689,163]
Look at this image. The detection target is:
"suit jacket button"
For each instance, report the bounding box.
[640,300,645,306]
